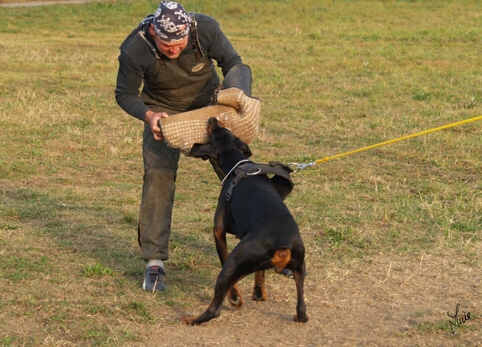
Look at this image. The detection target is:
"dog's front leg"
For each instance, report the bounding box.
[213,209,229,265]
[213,208,244,308]
[252,270,267,301]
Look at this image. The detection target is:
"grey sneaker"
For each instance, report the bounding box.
[142,265,166,292]
[281,268,294,279]
[280,269,308,279]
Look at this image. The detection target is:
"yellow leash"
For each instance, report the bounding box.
[290,115,482,171]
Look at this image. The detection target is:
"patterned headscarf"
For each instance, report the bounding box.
[146,1,191,42]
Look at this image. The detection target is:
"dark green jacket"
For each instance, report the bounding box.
[115,13,242,120]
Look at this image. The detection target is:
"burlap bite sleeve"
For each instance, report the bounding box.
[159,87,261,155]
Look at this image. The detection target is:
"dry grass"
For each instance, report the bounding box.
[1,0,481,346]
[0,0,83,4]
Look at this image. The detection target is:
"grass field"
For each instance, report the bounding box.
[1,0,481,346]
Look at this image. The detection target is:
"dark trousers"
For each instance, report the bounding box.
[138,123,180,261]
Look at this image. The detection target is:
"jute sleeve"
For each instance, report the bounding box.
[159,87,261,155]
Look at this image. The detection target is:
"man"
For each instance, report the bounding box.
[115,1,249,291]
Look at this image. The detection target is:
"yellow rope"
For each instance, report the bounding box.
[313,115,482,165]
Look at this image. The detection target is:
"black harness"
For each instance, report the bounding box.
[224,162,294,202]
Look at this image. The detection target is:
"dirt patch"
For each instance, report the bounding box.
[142,250,480,346]
[2,221,479,346]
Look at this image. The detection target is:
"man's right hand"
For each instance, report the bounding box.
[145,111,169,141]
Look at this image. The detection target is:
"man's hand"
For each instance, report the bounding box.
[145,111,169,141]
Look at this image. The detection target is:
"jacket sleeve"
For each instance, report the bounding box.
[115,49,150,121]
[198,16,243,77]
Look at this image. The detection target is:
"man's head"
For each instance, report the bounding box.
[149,1,191,59]
[153,1,191,43]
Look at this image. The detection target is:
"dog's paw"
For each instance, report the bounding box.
[252,286,268,302]
[252,292,267,301]
[229,295,244,308]
[181,316,198,325]
[228,287,245,308]
[293,314,309,323]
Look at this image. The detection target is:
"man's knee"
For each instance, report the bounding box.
[142,168,176,200]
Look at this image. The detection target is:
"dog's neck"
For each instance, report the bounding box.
[218,150,251,186]
[220,159,250,186]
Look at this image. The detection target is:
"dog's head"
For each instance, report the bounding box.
[189,117,252,160]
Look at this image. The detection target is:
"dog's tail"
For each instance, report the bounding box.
[271,249,291,273]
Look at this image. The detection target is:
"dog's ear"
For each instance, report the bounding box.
[235,137,252,157]
[207,117,223,136]
[189,142,214,160]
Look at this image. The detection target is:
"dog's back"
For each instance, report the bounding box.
[227,173,302,247]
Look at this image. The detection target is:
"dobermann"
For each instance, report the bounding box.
[182,117,308,325]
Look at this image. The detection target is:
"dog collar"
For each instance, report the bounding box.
[220,159,251,187]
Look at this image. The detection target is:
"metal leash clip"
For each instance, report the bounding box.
[288,161,316,172]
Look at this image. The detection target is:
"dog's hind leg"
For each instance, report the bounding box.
[182,257,246,325]
[252,270,267,301]
[292,264,309,323]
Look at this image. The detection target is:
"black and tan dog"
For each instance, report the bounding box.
[182,117,308,325]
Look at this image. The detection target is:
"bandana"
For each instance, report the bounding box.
[147,1,191,42]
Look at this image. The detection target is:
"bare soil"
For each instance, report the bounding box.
[2,219,480,346]
[137,249,480,347]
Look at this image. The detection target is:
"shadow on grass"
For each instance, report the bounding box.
[0,183,217,295]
